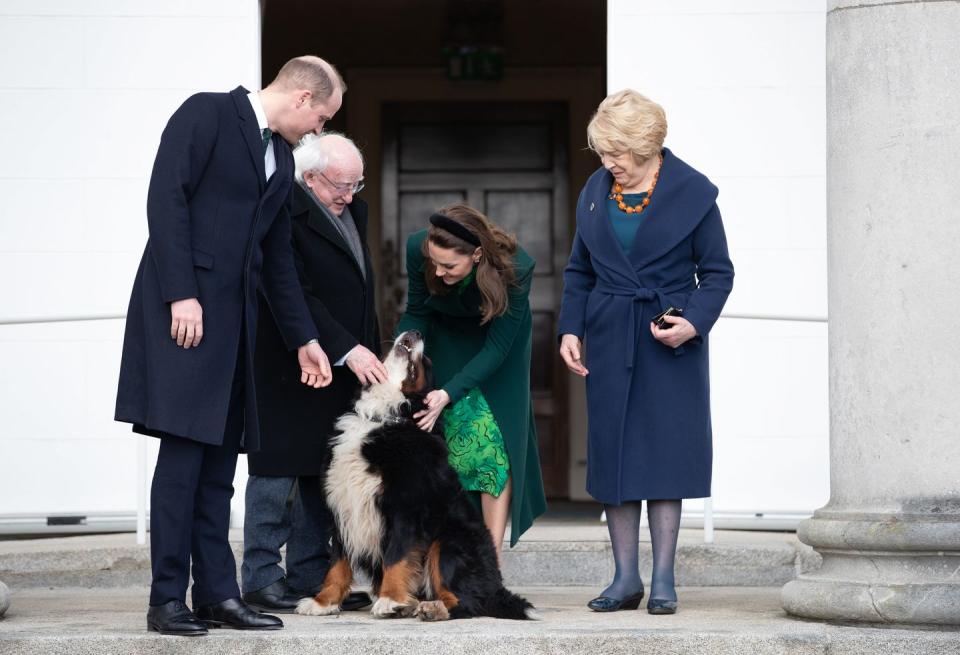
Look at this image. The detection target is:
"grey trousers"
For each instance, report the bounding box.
[240,475,332,594]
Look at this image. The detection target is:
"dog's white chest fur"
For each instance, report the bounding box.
[325,413,385,565]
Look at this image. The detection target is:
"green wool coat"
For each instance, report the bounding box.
[397,230,547,546]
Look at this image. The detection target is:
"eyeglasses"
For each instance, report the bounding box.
[319,170,364,196]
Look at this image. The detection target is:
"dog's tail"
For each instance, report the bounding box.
[484,586,537,620]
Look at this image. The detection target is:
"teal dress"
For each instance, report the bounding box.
[607,192,648,252]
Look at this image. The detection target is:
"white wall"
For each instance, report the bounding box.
[606,0,829,519]
[0,0,261,528]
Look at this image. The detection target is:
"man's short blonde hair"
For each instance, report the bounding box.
[587,89,667,163]
[270,56,345,104]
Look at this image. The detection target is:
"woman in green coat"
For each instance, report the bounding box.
[397,203,547,559]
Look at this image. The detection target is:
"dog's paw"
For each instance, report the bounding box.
[295,597,341,616]
[414,600,450,622]
[371,596,416,618]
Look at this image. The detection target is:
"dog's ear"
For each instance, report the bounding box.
[399,393,428,420]
[421,355,435,393]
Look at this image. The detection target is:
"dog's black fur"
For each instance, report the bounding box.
[303,331,533,621]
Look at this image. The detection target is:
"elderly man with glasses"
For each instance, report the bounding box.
[240,132,383,614]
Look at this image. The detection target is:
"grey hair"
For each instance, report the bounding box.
[293,131,364,182]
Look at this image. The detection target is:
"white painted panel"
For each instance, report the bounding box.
[0,1,248,18]
[724,249,827,318]
[0,252,141,320]
[709,317,829,513]
[718,177,827,253]
[612,0,822,16]
[0,89,184,180]
[0,318,251,519]
[0,1,261,524]
[83,17,254,90]
[0,17,83,88]
[82,178,150,253]
[0,179,86,251]
[649,88,825,180]
[1,439,141,515]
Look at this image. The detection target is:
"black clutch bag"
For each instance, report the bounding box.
[651,306,683,330]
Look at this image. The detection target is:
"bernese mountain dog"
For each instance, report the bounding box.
[295,330,535,621]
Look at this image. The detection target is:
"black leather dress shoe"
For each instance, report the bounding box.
[340,591,373,611]
[195,597,283,630]
[147,599,208,636]
[587,589,645,612]
[647,598,678,614]
[242,580,302,614]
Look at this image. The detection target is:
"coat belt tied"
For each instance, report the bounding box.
[594,280,693,369]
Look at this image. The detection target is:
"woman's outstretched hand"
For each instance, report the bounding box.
[414,389,451,432]
[559,334,589,377]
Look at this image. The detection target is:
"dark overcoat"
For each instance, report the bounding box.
[249,186,380,476]
[115,87,316,450]
[557,148,734,504]
[397,231,547,546]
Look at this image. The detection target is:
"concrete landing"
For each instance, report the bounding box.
[0,526,820,589]
[1,586,958,655]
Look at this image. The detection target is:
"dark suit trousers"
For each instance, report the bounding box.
[148,346,245,608]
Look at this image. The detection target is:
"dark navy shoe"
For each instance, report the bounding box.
[242,579,302,614]
[647,598,678,614]
[340,591,373,611]
[196,597,283,630]
[146,599,208,636]
[587,588,645,612]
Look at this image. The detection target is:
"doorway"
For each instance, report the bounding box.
[380,102,569,496]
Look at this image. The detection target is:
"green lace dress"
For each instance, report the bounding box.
[441,270,511,497]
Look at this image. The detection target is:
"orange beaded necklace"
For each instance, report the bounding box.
[610,154,663,215]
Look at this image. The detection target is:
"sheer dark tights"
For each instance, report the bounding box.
[601,499,682,602]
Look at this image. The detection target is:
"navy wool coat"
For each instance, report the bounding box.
[557,148,734,504]
[115,86,316,450]
[249,188,380,476]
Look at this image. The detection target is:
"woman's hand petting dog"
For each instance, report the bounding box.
[414,389,450,432]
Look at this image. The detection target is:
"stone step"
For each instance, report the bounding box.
[1,586,957,655]
[0,526,821,590]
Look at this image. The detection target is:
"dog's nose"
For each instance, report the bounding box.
[407,330,422,340]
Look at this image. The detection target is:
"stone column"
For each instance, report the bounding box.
[781,0,960,625]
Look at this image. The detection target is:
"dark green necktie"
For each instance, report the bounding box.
[261,128,272,153]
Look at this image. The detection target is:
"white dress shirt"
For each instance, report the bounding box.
[246,91,276,181]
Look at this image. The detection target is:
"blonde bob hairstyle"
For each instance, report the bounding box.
[587,89,667,163]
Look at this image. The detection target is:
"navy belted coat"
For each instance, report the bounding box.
[557,148,734,503]
[115,86,316,450]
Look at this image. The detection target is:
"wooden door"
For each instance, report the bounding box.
[380,102,569,498]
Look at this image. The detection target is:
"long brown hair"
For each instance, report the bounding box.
[422,203,518,325]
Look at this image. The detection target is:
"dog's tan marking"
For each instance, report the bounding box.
[318,557,353,606]
[372,552,423,617]
[425,540,460,611]
[295,557,352,616]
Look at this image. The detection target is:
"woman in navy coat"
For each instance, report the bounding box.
[557,90,734,615]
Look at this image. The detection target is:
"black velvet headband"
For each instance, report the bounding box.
[429,213,481,247]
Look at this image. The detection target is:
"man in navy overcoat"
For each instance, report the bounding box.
[115,56,343,636]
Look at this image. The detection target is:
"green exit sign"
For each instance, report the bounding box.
[443,46,503,81]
